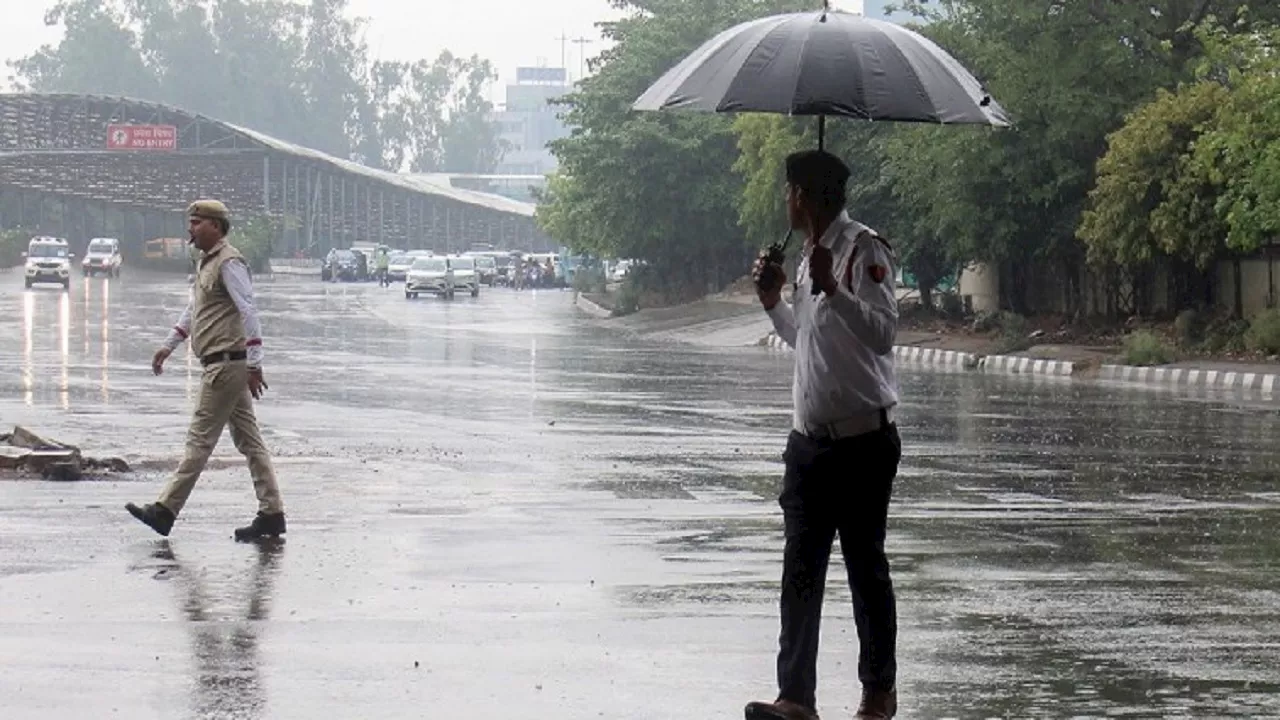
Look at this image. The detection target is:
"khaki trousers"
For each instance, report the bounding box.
[158,360,283,516]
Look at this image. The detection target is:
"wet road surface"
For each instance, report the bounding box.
[1,269,1278,719]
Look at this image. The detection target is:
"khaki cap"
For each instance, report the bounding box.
[187,200,230,221]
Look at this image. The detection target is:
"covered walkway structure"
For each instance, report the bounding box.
[0,93,549,258]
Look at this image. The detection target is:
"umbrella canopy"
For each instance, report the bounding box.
[633,9,1010,133]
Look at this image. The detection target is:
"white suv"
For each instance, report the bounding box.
[82,237,122,278]
[24,237,73,290]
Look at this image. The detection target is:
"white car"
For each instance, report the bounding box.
[447,256,480,297]
[24,237,73,290]
[82,237,122,278]
[405,256,453,299]
[387,252,415,282]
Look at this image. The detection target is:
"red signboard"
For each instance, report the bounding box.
[106,124,178,151]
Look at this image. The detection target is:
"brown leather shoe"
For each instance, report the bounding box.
[744,698,820,720]
[855,687,897,719]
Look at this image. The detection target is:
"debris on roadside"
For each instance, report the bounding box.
[0,426,132,482]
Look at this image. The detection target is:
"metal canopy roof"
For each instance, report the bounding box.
[0,92,535,218]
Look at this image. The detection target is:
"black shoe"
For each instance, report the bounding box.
[234,511,286,542]
[126,502,175,537]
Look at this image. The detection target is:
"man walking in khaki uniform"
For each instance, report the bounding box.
[127,200,286,542]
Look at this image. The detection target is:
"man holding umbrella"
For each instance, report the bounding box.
[747,150,902,720]
[632,8,1009,718]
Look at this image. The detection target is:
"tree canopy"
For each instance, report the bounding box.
[538,0,1280,315]
[8,0,505,173]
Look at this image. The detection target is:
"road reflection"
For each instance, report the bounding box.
[58,290,69,410]
[100,278,110,404]
[22,281,111,408]
[22,290,33,406]
[155,541,285,720]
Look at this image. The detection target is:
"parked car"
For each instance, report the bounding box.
[447,255,481,297]
[474,255,497,286]
[322,249,367,282]
[24,236,74,290]
[405,256,453,299]
[387,252,414,282]
[82,237,122,278]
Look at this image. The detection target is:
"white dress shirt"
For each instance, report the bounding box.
[163,257,265,368]
[766,210,900,431]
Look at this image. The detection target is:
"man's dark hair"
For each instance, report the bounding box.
[785,149,851,215]
[214,218,230,236]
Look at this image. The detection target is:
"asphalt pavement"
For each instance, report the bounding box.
[1,269,1278,719]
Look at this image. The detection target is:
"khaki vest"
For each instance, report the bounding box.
[191,240,247,358]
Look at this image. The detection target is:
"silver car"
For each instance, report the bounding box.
[387,252,415,281]
[405,256,453,299]
[447,256,480,297]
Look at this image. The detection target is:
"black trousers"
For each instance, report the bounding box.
[775,422,901,709]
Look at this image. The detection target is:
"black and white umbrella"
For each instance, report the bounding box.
[633,5,1010,148]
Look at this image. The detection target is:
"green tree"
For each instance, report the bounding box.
[9,0,157,98]
[1078,81,1230,270]
[9,0,504,173]
[538,0,810,299]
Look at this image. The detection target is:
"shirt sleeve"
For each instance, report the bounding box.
[766,300,798,348]
[162,302,192,351]
[220,259,265,368]
[824,232,899,356]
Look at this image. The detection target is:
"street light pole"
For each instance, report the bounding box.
[573,36,592,81]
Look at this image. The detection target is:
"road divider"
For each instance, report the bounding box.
[759,331,1276,399]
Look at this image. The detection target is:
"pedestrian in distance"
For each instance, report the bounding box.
[745,150,903,720]
[126,200,287,543]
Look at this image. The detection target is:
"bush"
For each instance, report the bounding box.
[573,265,607,294]
[1245,308,1280,355]
[611,278,641,317]
[0,228,31,268]
[938,290,965,319]
[232,216,277,275]
[1201,315,1249,354]
[1174,309,1206,348]
[1122,330,1174,366]
[971,310,1001,333]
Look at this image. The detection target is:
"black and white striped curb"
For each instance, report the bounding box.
[762,332,1280,396]
[763,333,983,371]
[978,354,1075,377]
[894,345,980,370]
[1100,364,1279,394]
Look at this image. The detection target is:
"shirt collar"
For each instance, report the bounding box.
[203,240,226,259]
[816,210,854,249]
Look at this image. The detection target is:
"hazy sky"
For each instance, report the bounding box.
[1,0,864,101]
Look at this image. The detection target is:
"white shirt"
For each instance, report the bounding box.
[163,256,265,368]
[766,210,900,430]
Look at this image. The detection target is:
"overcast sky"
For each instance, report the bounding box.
[1,0,864,101]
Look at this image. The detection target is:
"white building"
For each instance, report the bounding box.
[493,66,572,179]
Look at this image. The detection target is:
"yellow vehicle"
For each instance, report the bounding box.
[143,237,188,260]
[143,237,195,272]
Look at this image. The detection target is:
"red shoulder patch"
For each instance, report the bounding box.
[868,264,887,284]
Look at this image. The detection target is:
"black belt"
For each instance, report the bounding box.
[200,350,247,366]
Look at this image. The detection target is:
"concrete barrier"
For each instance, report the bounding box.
[575,292,613,319]
[978,354,1075,377]
[1100,364,1279,395]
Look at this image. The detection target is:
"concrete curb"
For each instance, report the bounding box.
[893,345,980,370]
[574,292,614,319]
[762,333,982,371]
[1101,364,1279,395]
[979,354,1075,377]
